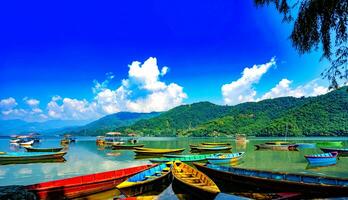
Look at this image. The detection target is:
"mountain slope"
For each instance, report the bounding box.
[118,87,348,137]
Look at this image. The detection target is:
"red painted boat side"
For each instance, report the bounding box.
[26,164,155,200]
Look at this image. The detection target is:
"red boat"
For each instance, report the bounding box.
[26,164,156,200]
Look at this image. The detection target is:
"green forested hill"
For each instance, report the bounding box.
[119,102,232,136]
[118,87,348,137]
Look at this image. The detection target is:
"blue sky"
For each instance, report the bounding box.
[0,1,330,121]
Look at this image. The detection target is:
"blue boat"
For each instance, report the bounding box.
[116,163,172,197]
[296,143,316,149]
[207,152,245,164]
[304,152,338,165]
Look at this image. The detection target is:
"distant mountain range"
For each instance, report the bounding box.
[2,87,347,137]
[0,119,91,135]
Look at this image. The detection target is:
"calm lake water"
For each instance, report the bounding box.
[1,137,348,199]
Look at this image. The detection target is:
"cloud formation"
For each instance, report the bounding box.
[260,78,328,100]
[222,58,276,105]
[0,57,187,121]
[221,58,329,105]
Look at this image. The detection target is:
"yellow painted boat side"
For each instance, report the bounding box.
[172,161,220,194]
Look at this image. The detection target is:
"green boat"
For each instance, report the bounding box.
[316,141,343,148]
[150,154,214,163]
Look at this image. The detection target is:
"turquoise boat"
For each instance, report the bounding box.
[150,154,213,163]
[116,163,172,197]
[207,152,245,164]
[0,152,67,162]
[295,143,316,149]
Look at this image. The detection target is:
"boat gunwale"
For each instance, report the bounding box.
[207,152,244,160]
[305,152,338,159]
[26,164,156,191]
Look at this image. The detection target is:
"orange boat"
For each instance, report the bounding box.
[26,164,155,200]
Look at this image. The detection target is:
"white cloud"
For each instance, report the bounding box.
[23,97,40,107]
[40,57,187,120]
[47,96,99,120]
[222,57,276,105]
[0,97,17,110]
[94,57,187,113]
[260,78,328,100]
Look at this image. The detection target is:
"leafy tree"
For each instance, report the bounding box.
[254,0,348,89]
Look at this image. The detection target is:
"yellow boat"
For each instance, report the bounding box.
[201,142,230,146]
[172,161,220,200]
[134,148,185,155]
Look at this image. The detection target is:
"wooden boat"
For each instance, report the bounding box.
[255,142,298,151]
[316,141,343,148]
[133,148,185,155]
[150,154,212,163]
[0,152,66,162]
[207,152,245,164]
[24,147,63,152]
[26,164,155,200]
[295,143,316,149]
[116,163,172,197]
[112,144,145,150]
[193,162,348,196]
[190,144,231,151]
[201,142,230,146]
[321,147,348,156]
[172,161,220,200]
[305,152,338,165]
[9,138,20,143]
[194,146,232,152]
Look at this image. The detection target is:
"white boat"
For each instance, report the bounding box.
[19,140,34,146]
[10,139,20,143]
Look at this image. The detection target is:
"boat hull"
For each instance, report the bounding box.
[193,163,348,197]
[112,144,144,150]
[255,144,298,151]
[207,152,244,164]
[0,152,67,162]
[25,147,63,152]
[305,152,338,165]
[321,148,348,156]
[172,162,220,200]
[117,164,172,197]
[27,164,154,200]
[296,143,316,149]
[316,141,343,148]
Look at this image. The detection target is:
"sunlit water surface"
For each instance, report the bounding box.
[1,137,348,199]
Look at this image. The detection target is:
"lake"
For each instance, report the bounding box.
[1,136,348,199]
